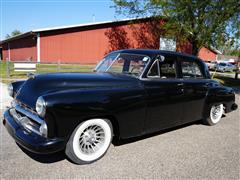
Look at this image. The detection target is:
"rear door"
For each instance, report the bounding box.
[178,56,210,123]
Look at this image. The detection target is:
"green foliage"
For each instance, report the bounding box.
[229,49,240,57]
[113,0,240,55]
[5,29,22,39]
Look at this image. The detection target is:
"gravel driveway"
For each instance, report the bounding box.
[0,83,12,111]
[0,82,239,179]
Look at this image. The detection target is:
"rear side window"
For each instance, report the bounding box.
[159,56,177,78]
[181,61,203,78]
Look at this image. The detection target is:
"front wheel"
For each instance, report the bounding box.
[65,118,113,164]
[203,104,224,126]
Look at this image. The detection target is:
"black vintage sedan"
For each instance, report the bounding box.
[3,49,238,164]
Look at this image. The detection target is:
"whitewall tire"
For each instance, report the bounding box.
[65,118,113,164]
[204,104,224,126]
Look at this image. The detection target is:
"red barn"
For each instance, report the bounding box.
[198,47,222,61]
[0,17,212,64]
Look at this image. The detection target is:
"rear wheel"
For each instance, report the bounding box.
[203,104,224,126]
[65,118,113,164]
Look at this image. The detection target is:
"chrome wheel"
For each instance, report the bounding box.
[66,118,112,163]
[79,125,105,154]
[210,104,223,124]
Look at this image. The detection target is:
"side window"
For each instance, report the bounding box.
[159,56,177,78]
[181,61,203,78]
[147,60,160,78]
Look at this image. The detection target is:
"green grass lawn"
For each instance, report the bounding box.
[213,75,240,87]
[0,61,95,81]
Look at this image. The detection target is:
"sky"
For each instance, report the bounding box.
[0,0,127,40]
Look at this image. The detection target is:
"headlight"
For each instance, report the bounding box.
[36,97,46,117]
[11,99,17,108]
[39,122,48,138]
[7,83,13,97]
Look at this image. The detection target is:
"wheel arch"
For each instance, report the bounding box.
[64,114,121,142]
[81,115,120,141]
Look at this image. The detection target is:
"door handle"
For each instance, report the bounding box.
[177,83,184,93]
[177,83,184,86]
[204,83,211,88]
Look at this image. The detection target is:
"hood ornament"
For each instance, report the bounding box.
[27,72,35,79]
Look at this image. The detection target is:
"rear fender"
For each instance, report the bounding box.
[202,86,235,119]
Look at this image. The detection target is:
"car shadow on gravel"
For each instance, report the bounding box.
[17,143,66,163]
[113,114,229,146]
[113,120,204,146]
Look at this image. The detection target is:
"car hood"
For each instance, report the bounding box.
[16,72,140,109]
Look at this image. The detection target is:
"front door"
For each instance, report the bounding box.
[142,55,184,133]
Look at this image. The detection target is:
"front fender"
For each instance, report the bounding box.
[43,87,146,140]
[43,89,112,139]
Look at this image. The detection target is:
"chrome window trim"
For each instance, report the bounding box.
[146,59,160,78]
[105,53,121,72]
[138,55,152,79]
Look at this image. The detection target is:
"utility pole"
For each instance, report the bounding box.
[235,56,239,79]
[6,58,10,78]
[92,14,95,22]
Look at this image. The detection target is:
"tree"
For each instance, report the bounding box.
[5,29,22,39]
[112,0,240,56]
[105,26,133,53]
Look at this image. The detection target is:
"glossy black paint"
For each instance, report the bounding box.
[3,49,237,154]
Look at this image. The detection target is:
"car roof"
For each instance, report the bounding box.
[112,49,201,61]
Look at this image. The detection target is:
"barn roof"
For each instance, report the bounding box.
[32,18,142,32]
[0,17,153,44]
[208,46,222,55]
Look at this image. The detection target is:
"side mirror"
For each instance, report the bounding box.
[157,55,165,62]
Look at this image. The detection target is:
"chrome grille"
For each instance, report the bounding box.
[9,106,42,136]
[15,104,44,125]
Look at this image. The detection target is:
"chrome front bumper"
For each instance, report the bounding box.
[3,104,65,154]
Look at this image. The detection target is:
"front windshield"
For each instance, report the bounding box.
[95,53,150,77]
